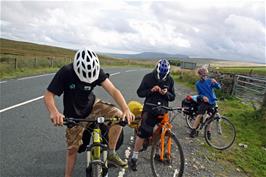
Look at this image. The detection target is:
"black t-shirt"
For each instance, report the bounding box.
[47,63,108,118]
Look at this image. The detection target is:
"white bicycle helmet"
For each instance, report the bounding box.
[73,48,100,83]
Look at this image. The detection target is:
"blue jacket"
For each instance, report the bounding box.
[195,78,221,105]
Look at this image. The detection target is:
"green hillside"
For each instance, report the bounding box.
[0,38,75,58]
[0,38,153,79]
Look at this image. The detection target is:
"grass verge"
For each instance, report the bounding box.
[172,71,266,177]
[0,63,153,80]
[213,98,266,177]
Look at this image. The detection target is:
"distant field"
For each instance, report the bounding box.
[1,38,265,79]
[216,66,266,76]
[209,60,265,67]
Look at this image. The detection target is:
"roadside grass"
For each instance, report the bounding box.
[0,67,59,80]
[0,53,154,80]
[0,62,153,80]
[172,70,198,89]
[213,98,266,177]
[172,71,266,177]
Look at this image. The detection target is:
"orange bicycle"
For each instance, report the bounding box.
[133,102,185,177]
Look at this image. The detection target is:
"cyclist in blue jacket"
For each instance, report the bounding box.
[190,67,221,139]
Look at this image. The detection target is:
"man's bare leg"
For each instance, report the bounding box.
[65,147,78,177]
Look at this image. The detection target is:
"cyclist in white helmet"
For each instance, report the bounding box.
[44,49,134,177]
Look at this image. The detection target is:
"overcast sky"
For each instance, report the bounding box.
[1,0,265,63]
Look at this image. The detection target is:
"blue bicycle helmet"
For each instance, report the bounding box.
[156,59,170,80]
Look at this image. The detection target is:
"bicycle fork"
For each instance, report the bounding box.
[86,128,109,177]
[160,127,172,161]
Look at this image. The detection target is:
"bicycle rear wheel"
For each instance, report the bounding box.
[185,115,195,129]
[151,131,184,177]
[205,116,236,150]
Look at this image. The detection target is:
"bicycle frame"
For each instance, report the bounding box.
[198,108,219,130]
[86,123,108,169]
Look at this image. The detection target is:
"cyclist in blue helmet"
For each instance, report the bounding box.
[156,59,171,80]
[129,59,175,171]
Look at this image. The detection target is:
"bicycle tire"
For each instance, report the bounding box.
[151,131,185,177]
[91,162,102,177]
[185,114,195,129]
[204,116,236,150]
[86,165,91,177]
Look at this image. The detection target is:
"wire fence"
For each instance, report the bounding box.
[0,57,72,72]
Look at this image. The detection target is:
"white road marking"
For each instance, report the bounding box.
[0,70,137,113]
[117,135,134,177]
[17,73,55,80]
[125,70,137,73]
[0,81,7,84]
[110,72,121,76]
[0,96,44,113]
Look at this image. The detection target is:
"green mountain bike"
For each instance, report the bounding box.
[64,117,127,177]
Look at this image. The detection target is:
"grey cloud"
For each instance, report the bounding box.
[97,15,136,34]
[0,1,265,63]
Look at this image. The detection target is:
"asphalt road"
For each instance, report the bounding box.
[0,67,150,177]
[1,67,246,177]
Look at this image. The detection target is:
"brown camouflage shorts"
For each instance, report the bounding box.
[65,99,123,150]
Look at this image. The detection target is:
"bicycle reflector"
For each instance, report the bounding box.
[97,117,105,123]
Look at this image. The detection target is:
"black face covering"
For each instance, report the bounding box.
[153,69,168,81]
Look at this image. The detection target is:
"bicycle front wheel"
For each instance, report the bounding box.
[151,131,185,177]
[205,116,236,150]
[91,162,102,177]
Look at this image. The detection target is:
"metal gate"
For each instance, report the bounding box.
[232,75,266,106]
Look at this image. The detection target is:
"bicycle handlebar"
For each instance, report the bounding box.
[63,117,128,128]
[146,102,182,112]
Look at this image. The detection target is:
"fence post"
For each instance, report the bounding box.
[231,74,238,95]
[34,57,37,68]
[48,57,50,67]
[15,58,18,70]
[263,92,266,108]
[51,57,54,67]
